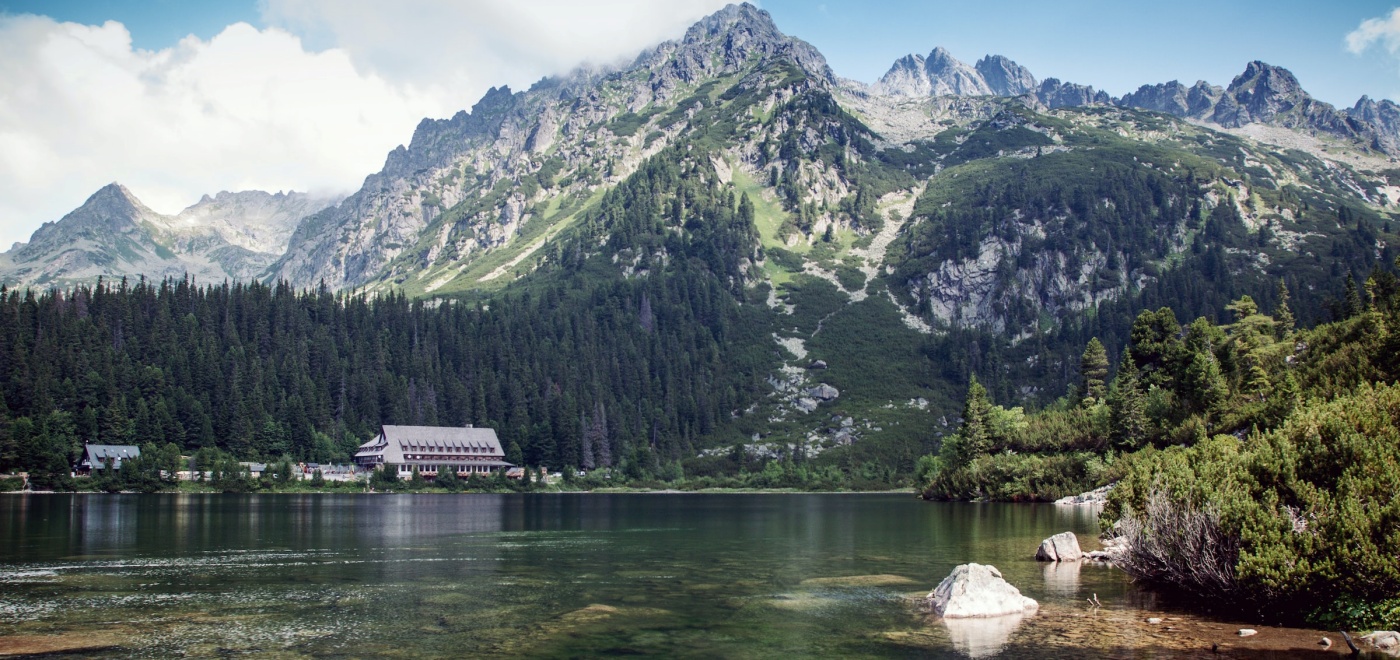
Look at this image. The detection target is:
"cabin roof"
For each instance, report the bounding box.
[82,444,140,468]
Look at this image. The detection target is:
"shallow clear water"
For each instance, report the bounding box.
[0,494,1333,658]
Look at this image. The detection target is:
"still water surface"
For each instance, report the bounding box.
[0,494,1318,658]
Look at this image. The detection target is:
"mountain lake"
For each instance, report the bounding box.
[0,493,1347,658]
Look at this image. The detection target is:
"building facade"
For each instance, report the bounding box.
[76,444,140,475]
[354,425,512,479]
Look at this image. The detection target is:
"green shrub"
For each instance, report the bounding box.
[1106,383,1400,626]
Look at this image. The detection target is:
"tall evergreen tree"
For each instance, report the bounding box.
[1079,337,1109,405]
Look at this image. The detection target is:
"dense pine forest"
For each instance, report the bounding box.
[0,149,783,489]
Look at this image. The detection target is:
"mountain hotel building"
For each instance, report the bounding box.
[354,425,512,479]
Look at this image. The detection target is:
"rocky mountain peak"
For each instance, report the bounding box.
[975,55,1037,96]
[1214,60,1308,127]
[921,47,993,96]
[875,54,932,96]
[70,183,159,231]
[873,47,996,97]
[669,2,831,83]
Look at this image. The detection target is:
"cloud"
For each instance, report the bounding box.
[0,14,447,248]
[1346,7,1400,55]
[260,0,731,109]
[0,1,729,249]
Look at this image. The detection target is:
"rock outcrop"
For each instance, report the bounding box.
[1034,78,1111,109]
[1035,532,1083,562]
[808,384,840,401]
[1054,484,1113,506]
[924,563,1038,618]
[873,48,994,97]
[975,55,1037,97]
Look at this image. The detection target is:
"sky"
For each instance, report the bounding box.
[0,0,1398,250]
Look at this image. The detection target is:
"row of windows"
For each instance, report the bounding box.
[397,464,495,473]
[404,454,498,460]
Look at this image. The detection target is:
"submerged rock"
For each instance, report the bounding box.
[800,574,917,587]
[1035,532,1083,562]
[924,563,1038,619]
[1363,631,1400,654]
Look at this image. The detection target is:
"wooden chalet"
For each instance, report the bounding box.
[76,444,140,475]
[354,425,512,479]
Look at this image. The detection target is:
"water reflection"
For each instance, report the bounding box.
[1040,559,1081,596]
[943,611,1031,658]
[1,494,1138,658]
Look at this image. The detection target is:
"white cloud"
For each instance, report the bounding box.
[1346,7,1400,55]
[0,14,447,248]
[259,0,731,110]
[0,1,730,249]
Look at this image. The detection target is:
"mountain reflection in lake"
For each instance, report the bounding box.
[0,494,1334,658]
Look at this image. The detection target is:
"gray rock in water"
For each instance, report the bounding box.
[925,563,1038,619]
[1035,532,1083,562]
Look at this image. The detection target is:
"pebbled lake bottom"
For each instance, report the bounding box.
[0,493,1347,658]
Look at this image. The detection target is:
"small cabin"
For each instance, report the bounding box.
[353,425,512,480]
[76,444,140,476]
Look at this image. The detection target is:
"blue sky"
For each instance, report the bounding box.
[5,0,1397,106]
[1,0,1398,249]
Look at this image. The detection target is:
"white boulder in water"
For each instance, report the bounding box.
[925,563,1038,618]
[1035,531,1083,562]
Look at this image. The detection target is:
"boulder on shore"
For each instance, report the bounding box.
[1362,631,1400,655]
[924,563,1038,619]
[1035,532,1083,562]
[1054,484,1113,506]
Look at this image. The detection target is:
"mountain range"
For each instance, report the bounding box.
[0,185,339,288]
[4,3,1398,439]
[8,3,1396,297]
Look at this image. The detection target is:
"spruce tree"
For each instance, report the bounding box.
[1274,279,1295,337]
[1108,349,1148,450]
[943,376,991,467]
[1079,338,1109,405]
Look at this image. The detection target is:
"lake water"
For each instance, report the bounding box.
[0,494,1335,658]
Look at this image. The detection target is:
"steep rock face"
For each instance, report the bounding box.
[1352,96,1400,154]
[1216,61,1310,127]
[1119,80,1222,119]
[173,190,338,256]
[873,48,1025,98]
[1034,78,1111,109]
[908,235,1123,333]
[924,47,995,96]
[870,48,1107,110]
[874,54,934,97]
[976,55,1037,96]
[268,2,831,291]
